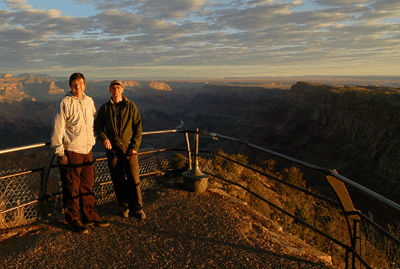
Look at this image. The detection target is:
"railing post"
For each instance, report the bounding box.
[182,129,208,193]
[351,217,362,269]
[326,170,362,269]
[39,147,56,220]
[184,131,192,170]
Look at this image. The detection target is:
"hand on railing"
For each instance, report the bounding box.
[129,149,138,156]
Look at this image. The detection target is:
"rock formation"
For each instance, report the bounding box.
[122,80,140,88]
[0,77,30,102]
[48,81,64,95]
[147,81,172,91]
[0,74,66,102]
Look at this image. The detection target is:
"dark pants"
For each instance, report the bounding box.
[106,146,143,211]
[59,150,100,222]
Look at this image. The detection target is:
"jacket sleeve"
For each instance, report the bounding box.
[130,104,142,151]
[94,105,108,143]
[51,101,66,156]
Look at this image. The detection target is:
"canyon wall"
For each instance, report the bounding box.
[281,82,400,200]
[190,82,400,202]
[1,74,399,203]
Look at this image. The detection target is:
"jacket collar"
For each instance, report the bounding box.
[110,95,128,105]
[67,91,87,100]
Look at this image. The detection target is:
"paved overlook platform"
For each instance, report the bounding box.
[0,181,334,269]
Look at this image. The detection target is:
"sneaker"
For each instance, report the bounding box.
[86,219,110,228]
[132,209,146,220]
[123,208,129,218]
[69,219,89,234]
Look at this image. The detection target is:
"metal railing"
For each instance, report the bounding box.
[0,129,399,269]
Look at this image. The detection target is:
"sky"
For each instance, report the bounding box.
[0,0,399,79]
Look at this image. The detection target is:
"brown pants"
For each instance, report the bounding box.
[59,150,100,222]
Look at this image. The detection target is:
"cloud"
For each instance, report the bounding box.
[48,9,62,18]
[291,1,303,7]
[0,0,399,78]
[368,0,400,20]
[91,0,207,19]
[3,0,31,10]
[248,0,276,6]
[314,0,372,6]
[138,0,207,19]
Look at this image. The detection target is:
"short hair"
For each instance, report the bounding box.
[69,73,85,87]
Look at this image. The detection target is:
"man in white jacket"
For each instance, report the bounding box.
[51,72,109,234]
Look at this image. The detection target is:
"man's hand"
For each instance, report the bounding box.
[128,149,138,156]
[57,155,68,166]
[103,140,112,150]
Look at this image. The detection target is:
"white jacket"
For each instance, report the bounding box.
[51,92,96,156]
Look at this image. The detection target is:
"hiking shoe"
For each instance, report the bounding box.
[123,208,129,218]
[132,209,146,220]
[69,219,89,234]
[86,219,110,227]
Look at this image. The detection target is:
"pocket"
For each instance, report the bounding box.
[120,146,128,155]
[66,123,82,135]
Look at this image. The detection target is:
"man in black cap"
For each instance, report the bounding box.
[94,79,145,219]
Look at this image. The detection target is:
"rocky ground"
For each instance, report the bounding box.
[0,181,335,269]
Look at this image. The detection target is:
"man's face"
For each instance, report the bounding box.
[70,78,85,99]
[109,84,124,99]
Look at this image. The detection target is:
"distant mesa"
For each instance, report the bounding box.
[0,74,65,103]
[25,75,53,84]
[0,79,30,102]
[0,73,177,103]
[122,80,140,88]
[48,81,64,95]
[24,75,35,83]
[147,81,172,91]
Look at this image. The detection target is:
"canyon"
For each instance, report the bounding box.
[0,73,400,204]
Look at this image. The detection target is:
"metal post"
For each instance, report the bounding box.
[39,148,56,220]
[351,218,362,269]
[182,129,208,193]
[184,131,192,170]
[326,170,362,269]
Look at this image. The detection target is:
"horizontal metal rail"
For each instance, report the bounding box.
[356,211,400,246]
[0,169,40,181]
[200,131,330,173]
[205,170,372,269]
[200,149,341,207]
[199,131,400,214]
[142,129,183,135]
[2,129,399,217]
[1,128,398,268]
[0,142,50,155]
[327,170,400,213]
[0,129,183,156]
[0,200,38,214]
